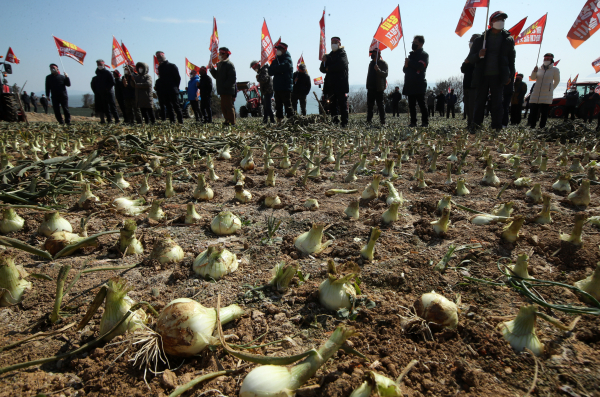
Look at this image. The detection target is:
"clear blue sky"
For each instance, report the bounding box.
[2,0,598,99]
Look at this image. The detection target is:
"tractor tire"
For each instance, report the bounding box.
[252,106,263,118]
[184,104,193,119]
[550,106,565,118]
[0,93,19,122]
[239,106,249,118]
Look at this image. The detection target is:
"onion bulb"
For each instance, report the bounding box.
[211,211,241,236]
[361,174,382,200]
[77,183,99,208]
[552,173,572,193]
[344,200,360,220]
[0,255,31,306]
[437,195,451,213]
[118,219,144,255]
[481,166,500,186]
[498,305,543,356]
[150,236,184,264]
[491,202,513,217]
[264,195,282,208]
[235,182,252,203]
[382,202,400,225]
[431,208,451,235]
[568,158,585,173]
[193,244,238,280]
[232,169,245,184]
[534,194,552,224]
[360,227,381,261]
[508,253,531,279]
[384,181,403,206]
[139,175,150,195]
[217,145,231,160]
[574,263,600,303]
[501,215,525,243]
[294,223,331,256]
[265,167,276,187]
[470,214,508,225]
[560,212,586,246]
[38,211,72,237]
[567,179,591,207]
[414,291,458,329]
[0,208,24,234]
[99,278,147,340]
[164,171,175,198]
[148,199,165,221]
[526,183,543,203]
[185,203,202,224]
[304,198,319,211]
[456,178,470,196]
[240,146,255,171]
[319,260,359,311]
[112,197,149,216]
[113,172,130,189]
[193,174,214,201]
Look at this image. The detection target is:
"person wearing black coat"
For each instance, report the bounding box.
[426,91,435,117]
[564,88,579,121]
[435,91,446,116]
[461,34,479,127]
[156,51,183,124]
[319,36,349,127]
[388,87,402,117]
[402,35,429,127]
[510,74,527,125]
[252,61,275,123]
[92,60,119,124]
[292,64,311,116]
[366,50,388,125]
[40,95,49,114]
[268,43,294,122]
[582,92,599,126]
[446,89,457,118]
[198,67,213,123]
[90,76,105,123]
[30,92,38,113]
[122,68,141,124]
[45,64,71,124]
[21,91,31,112]
[113,70,126,122]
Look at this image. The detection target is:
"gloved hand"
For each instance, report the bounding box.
[64,73,69,78]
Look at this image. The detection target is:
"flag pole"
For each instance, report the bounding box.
[482,2,491,50]
[52,35,67,74]
[399,4,407,58]
[534,13,548,66]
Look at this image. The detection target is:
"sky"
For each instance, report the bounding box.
[2,0,599,105]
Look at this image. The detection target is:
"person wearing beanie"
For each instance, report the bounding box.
[198,66,213,123]
[251,60,274,123]
[366,49,388,125]
[45,63,71,125]
[403,35,429,127]
[210,47,237,126]
[268,42,294,124]
[527,53,560,128]
[292,63,311,116]
[155,51,183,124]
[319,36,349,127]
[91,59,120,124]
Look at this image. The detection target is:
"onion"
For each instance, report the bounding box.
[344,162,360,183]
[360,227,381,261]
[560,212,586,246]
[0,208,24,234]
[574,263,600,303]
[77,183,99,208]
[139,175,150,195]
[264,195,282,208]
[344,200,360,219]
[235,182,252,203]
[193,174,214,201]
[361,174,382,199]
[240,146,255,171]
[0,255,31,306]
[382,202,400,225]
[294,223,331,256]
[501,215,525,243]
[217,144,231,160]
[211,211,241,235]
[113,172,130,189]
[481,166,500,186]
[319,260,359,311]
[118,219,144,255]
[185,203,202,224]
[148,199,165,221]
[150,236,184,264]
[491,202,513,217]
[567,179,591,207]
[99,278,147,340]
[499,305,543,356]
[431,208,451,235]
[193,244,238,280]
[38,211,72,237]
[384,181,403,206]
[568,158,584,173]
[437,195,451,213]
[456,178,470,196]
[534,194,552,224]
[304,198,319,211]
[265,167,277,186]
[232,169,245,184]
[552,173,572,193]
[526,183,543,203]
[164,171,175,198]
[414,291,458,329]
[508,253,531,279]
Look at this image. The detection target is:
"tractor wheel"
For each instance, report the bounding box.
[240,106,249,118]
[0,93,19,122]
[184,105,193,119]
[252,106,263,117]
[550,106,565,118]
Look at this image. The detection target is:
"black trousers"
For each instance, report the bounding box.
[51,96,71,124]
[292,93,307,116]
[463,88,476,126]
[428,105,435,117]
[274,91,293,119]
[116,97,125,122]
[473,75,503,129]
[583,106,597,123]
[529,103,549,128]
[446,104,455,118]
[31,101,37,113]
[564,106,576,120]
[140,108,155,124]
[328,92,348,126]
[262,92,274,122]
[367,90,385,124]
[23,102,30,111]
[123,97,141,124]
[164,90,183,123]
[408,94,428,125]
[510,104,522,125]
[156,92,167,121]
[190,100,201,121]
[391,101,400,116]
[98,93,120,123]
[200,97,212,123]
[42,104,48,114]
[501,84,513,127]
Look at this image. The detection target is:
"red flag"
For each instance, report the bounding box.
[274,37,281,48]
[319,10,326,61]
[554,59,561,66]
[111,37,126,69]
[52,36,86,65]
[595,83,600,94]
[185,57,201,77]
[464,0,489,7]
[508,17,528,40]
[313,77,323,85]
[121,42,135,67]
[455,1,477,37]
[5,47,20,64]
[572,74,579,85]
[567,0,600,49]
[566,77,573,90]
[261,20,276,66]
[208,17,219,68]
[373,6,403,50]
[369,18,388,54]
[154,55,159,75]
[593,56,600,73]
[515,14,547,46]
[297,54,305,71]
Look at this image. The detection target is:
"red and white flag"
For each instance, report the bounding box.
[153,55,159,75]
[313,76,323,85]
[185,58,200,77]
[508,17,528,40]
[319,10,326,60]
[261,20,276,66]
[53,36,86,65]
[297,54,305,71]
[121,42,135,67]
[369,18,388,54]
[567,0,600,49]
[593,56,600,73]
[464,0,489,7]
[515,14,547,46]
[5,47,20,64]
[208,17,219,68]
[554,59,561,66]
[572,74,579,85]
[111,37,126,69]
[455,0,477,37]
[373,6,403,50]
[566,77,572,90]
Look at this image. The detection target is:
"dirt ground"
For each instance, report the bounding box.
[23,112,100,123]
[0,115,599,397]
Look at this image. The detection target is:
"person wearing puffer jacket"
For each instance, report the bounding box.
[268,42,294,123]
[131,62,155,124]
[528,53,560,129]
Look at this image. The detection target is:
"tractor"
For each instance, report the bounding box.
[237,81,262,118]
[0,60,20,122]
[179,90,193,118]
[548,81,600,119]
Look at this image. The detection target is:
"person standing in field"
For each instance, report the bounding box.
[92,60,120,124]
[402,35,429,127]
[45,64,71,125]
[131,62,156,125]
[198,66,213,123]
[269,42,294,124]
[564,86,579,121]
[40,94,49,114]
[461,34,479,128]
[155,51,183,124]
[366,49,388,126]
[527,53,560,129]
[320,36,349,127]
[112,70,126,122]
[21,91,30,112]
[427,90,435,118]
[435,91,446,117]
[251,60,275,124]
[122,67,141,124]
[210,47,237,126]
[389,86,402,117]
[30,92,38,113]
[187,69,201,122]
[446,89,457,118]
[510,73,527,125]
[292,63,311,116]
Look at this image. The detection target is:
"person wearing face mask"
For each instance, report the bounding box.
[320,37,349,127]
[130,62,155,125]
[251,60,275,124]
[112,70,126,122]
[292,64,311,116]
[155,51,183,124]
[198,66,213,123]
[466,11,515,132]
[388,87,402,118]
[45,64,71,125]
[564,86,579,121]
[528,53,560,129]
[268,42,294,124]
[122,67,142,124]
[509,73,527,125]
[92,60,120,124]
[210,47,237,126]
[365,49,388,126]
[402,35,429,127]
[461,34,480,128]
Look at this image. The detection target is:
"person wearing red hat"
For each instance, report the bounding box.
[269,42,294,124]
[527,53,560,129]
[466,11,515,132]
[320,37,349,127]
[210,47,237,126]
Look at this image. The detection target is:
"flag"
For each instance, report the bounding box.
[208,17,219,68]
[448,87,452,93]
[595,83,600,94]
[566,77,572,90]
[567,0,600,49]
[297,54,305,71]
[319,10,326,60]
[554,59,560,66]
[508,17,528,40]
[313,76,324,85]
[261,20,276,66]
[153,55,159,75]
[185,57,200,77]
[572,74,579,85]
[464,0,489,7]
[369,18,388,54]
[52,36,86,65]
[274,37,281,48]
[5,47,19,64]
[514,14,547,46]
[593,56,600,73]
[121,42,135,67]
[373,6,403,50]
[111,37,126,69]
[455,0,477,37]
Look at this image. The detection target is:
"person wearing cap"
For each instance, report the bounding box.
[112,70,126,123]
[510,74,528,125]
[92,60,120,124]
[446,89,457,119]
[320,37,349,127]
[40,94,49,114]
[268,42,294,123]
[366,49,388,126]
[45,64,71,125]
[155,52,183,124]
[403,35,429,127]
[292,63,311,116]
[564,86,579,121]
[122,67,141,124]
[388,87,402,118]
[251,60,275,123]
[187,69,201,122]
[466,11,516,132]
[461,34,480,127]
[198,66,213,123]
[528,53,560,129]
[210,47,237,126]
